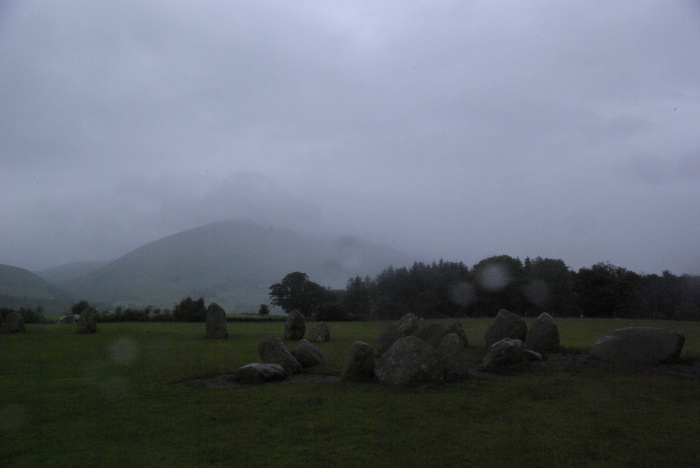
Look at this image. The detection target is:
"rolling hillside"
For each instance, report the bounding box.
[36,261,107,286]
[0,264,73,312]
[62,220,409,313]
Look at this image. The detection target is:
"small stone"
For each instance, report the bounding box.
[230,363,287,384]
[77,307,98,334]
[258,335,302,376]
[284,310,306,340]
[482,338,525,369]
[484,309,527,348]
[206,302,229,339]
[307,322,330,342]
[0,311,25,334]
[525,312,559,353]
[341,341,375,382]
[291,339,328,369]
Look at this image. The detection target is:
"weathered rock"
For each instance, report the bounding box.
[523,349,543,361]
[307,322,330,342]
[291,339,328,369]
[447,321,469,347]
[525,312,560,353]
[205,302,229,339]
[341,341,376,381]
[284,310,306,340]
[591,327,685,366]
[258,335,302,376]
[230,363,287,384]
[416,322,449,349]
[377,312,420,354]
[482,338,525,369]
[436,333,471,382]
[483,309,527,348]
[374,336,441,387]
[77,306,98,334]
[0,311,25,334]
[57,314,80,324]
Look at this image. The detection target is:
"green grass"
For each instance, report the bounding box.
[1,319,699,467]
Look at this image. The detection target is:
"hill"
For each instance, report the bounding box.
[0,264,73,312]
[35,261,108,286]
[62,220,409,313]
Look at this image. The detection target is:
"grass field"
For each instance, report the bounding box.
[1,318,699,467]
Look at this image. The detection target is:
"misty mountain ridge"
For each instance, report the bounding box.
[59,220,410,312]
[0,263,73,312]
[36,260,108,287]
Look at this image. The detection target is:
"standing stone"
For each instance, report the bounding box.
[77,306,98,334]
[374,336,441,387]
[0,311,25,334]
[525,312,560,353]
[416,322,449,349]
[205,302,229,339]
[341,341,376,382]
[284,310,306,340]
[291,339,328,369]
[377,312,420,354]
[482,338,525,369]
[307,322,330,342]
[483,309,527,348]
[230,363,287,384]
[591,327,685,366]
[436,333,471,382]
[447,321,469,347]
[258,335,302,376]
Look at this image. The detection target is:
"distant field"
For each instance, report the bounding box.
[1,318,699,467]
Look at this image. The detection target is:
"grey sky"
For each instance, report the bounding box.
[1,0,699,275]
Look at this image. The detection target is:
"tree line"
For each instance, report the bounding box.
[270,256,700,321]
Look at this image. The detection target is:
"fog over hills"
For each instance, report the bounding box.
[0,264,73,312]
[36,261,108,287]
[59,220,410,313]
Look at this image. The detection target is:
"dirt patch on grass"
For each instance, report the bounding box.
[185,373,340,390]
[533,353,700,379]
[185,355,700,389]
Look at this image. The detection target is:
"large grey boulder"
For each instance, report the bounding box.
[525,312,560,353]
[206,302,229,339]
[291,339,328,369]
[377,313,420,354]
[374,336,441,387]
[230,363,287,384]
[77,307,98,334]
[416,322,449,349]
[341,341,376,382]
[0,311,25,334]
[258,335,302,376]
[307,322,330,342]
[284,310,306,340]
[482,338,525,369]
[484,309,527,347]
[591,327,685,366]
[436,333,471,382]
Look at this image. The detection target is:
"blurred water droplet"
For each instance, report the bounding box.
[108,338,139,365]
[477,264,511,291]
[525,279,550,306]
[449,281,475,307]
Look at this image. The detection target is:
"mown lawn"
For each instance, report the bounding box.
[1,319,699,467]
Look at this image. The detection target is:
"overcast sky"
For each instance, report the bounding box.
[1,1,699,275]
